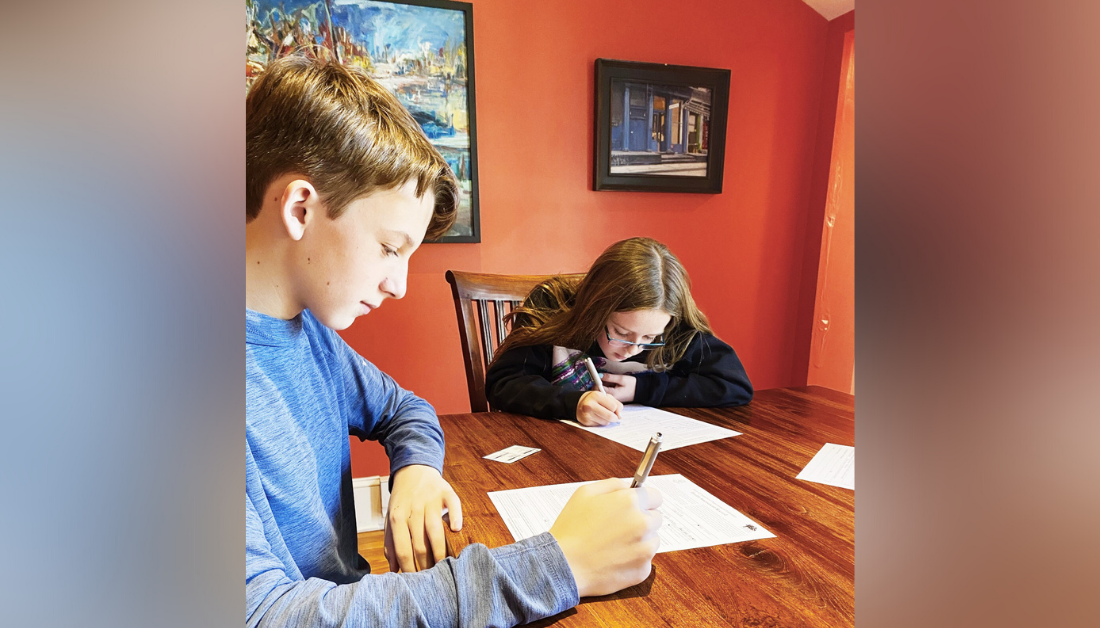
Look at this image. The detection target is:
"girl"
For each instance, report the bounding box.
[486,237,752,425]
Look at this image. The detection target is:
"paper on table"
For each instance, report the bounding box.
[483,445,541,464]
[487,474,774,552]
[561,404,740,451]
[796,443,854,489]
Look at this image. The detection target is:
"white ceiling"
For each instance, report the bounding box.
[802,0,854,21]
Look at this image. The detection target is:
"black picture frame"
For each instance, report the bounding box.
[246,0,480,242]
[593,59,730,193]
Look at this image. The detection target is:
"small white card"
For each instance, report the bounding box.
[796,443,855,489]
[483,445,541,464]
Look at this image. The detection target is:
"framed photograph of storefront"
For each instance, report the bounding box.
[593,59,730,193]
[247,0,481,242]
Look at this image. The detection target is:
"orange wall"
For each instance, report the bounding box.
[344,0,848,476]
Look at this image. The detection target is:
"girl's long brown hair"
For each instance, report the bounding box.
[495,237,712,371]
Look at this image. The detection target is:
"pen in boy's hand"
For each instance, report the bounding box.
[630,433,662,488]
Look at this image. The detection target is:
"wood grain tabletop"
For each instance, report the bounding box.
[439,386,854,627]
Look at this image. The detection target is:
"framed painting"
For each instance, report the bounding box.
[246,0,481,242]
[593,59,730,194]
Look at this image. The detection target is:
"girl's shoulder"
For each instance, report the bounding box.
[687,330,731,349]
[682,331,737,362]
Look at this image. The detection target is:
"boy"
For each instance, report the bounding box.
[245,56,664,627]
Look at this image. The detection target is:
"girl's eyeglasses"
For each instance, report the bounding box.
[605,326,666,350]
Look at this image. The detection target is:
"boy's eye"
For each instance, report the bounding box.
[382,245,399,258]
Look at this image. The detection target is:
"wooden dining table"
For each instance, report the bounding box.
[438,386,854,627]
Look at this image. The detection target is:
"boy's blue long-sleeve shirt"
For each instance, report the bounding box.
[246,309,579,627]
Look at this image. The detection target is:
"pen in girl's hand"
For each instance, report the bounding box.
[583,356,621,421]
[584,357,606,394]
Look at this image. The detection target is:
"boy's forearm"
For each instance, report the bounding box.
[248,533,578,628]
[377,395,446,476]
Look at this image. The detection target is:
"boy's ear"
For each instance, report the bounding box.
[279,179,322,242]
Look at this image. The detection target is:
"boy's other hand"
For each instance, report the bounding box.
[599,373,637,404]
[384,464,463,572]
[549,478,663,597]
[577,391,623,426]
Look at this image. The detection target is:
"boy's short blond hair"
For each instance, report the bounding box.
[246,55,458,240]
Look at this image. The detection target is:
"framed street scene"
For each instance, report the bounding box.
[594,58,730,193]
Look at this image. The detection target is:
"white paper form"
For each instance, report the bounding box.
[796,443,855,489]
[487,474,774,553]
[561,404,740,452]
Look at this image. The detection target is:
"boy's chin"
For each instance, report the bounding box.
[312,309,358,332]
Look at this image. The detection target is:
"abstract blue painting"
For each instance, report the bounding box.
[247,0,480,242]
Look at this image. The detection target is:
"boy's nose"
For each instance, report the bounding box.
[381,272,407,300]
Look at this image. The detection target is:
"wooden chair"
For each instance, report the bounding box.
[445,270,583,412]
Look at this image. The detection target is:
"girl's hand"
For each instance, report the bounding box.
[384,464,463,572]
[600,373,637,404]
[577,391,623,426]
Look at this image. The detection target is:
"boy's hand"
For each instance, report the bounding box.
[577,391,623,426]
[549,478,664,597]
[599,373,637,404]
[384,464,463,572]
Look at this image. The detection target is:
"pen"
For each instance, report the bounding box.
[584,357,606,394]
[630,433,662,488]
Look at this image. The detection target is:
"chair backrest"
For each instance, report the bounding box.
[445,270,584,412]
